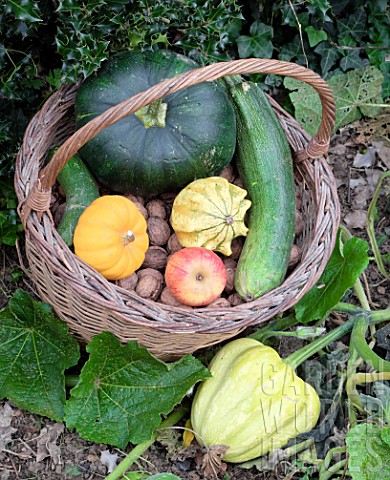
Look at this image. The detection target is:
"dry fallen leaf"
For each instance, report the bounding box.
[36,423,64,464]
[372,140,390,169]
[100,449,119,473]
[183,418,195,447]
[349,177,366,189]
[353,146,376,168]
[195,445,228,479]
[354,114,390,146]
[0,403,17,451]
[344,210,368,230]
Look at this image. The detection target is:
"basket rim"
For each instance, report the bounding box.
[20,57,336,223]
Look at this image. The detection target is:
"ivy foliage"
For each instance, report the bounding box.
[243,0,389,97]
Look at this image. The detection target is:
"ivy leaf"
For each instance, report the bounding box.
[237,21,273,58]
[314,41,341,77]
[295,231,369,322]
[346,423,390,479]
[4,0,42,23]
[284,66,384,136]
[0,290,80,421]
[0,210,23,246]
[340,50,369,71]
[279,35,309,65]
[64,332,210,448]
[305,26,327,47]
[338,10,367,42]
[306,0,332,21]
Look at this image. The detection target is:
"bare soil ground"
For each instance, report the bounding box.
[0,116,389,480]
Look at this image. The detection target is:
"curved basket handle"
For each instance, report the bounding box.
[23,58,335,220]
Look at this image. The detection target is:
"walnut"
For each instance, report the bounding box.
[219,164,235,183]
[295,193,302,210]
[206,297,231,309]
[160,192,177,207]
[135,268,163,300]
[146,199,167,220]
[54,202,66,226]
[230,237,244,260]
[228,292,245,306]
[50,192,60,207]
[288,244,302,268]
[159,287,193,310]
[57,185,66,198]
[223,257,237,293]
[142,246,168,270]
[117,272,138,291]
[232,176,244,189]
[125,193,145,206]
[167,233,183,254]
[125,194,148,219]
[147,216,171,246]
[135,202,149,220]
[295,211,304,235]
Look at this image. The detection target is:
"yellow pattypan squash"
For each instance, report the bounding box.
[74,195,149,280]
[170,177,251,256]
[191,338,320,463]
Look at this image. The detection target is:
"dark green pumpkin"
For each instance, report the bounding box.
[75,50,236,196]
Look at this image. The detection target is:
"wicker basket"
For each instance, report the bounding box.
[15,58,340,360]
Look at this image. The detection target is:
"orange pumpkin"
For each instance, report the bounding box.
[74,195,149,280]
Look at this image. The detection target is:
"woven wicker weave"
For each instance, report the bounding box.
[15,58,340,360]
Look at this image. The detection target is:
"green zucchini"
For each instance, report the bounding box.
[56,153,100,246]
[224,77,295,301]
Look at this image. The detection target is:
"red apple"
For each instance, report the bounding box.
[165,247,227,307]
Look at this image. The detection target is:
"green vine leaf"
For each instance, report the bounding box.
[284,66,385,136]
[346,423,390,479]
[295,231,369,322]
[64,332,210,448]
[0,290,80,421]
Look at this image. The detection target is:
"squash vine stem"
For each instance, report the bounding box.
[283,308,390,370]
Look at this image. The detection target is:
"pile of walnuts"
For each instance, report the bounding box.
[119,164,303,309]
[52,164,303,309]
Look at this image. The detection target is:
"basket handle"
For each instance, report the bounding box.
[22,58,335,221]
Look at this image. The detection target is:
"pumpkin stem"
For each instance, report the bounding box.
[123,230,136,245]
[225,215,234,225]
[134,99,167,128]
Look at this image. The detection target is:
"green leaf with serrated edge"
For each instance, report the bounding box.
[64,332,210,448]
[284,66,384,136]
[4,0,42,22]
[0,290,80,421]
[346,423,390,480]
[295,231,369,322]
